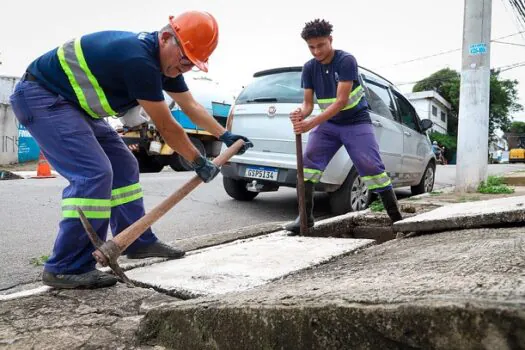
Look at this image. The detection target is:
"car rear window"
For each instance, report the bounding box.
[236,72,303,104]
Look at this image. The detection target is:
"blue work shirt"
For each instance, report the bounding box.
[302,50,370,125]
[27,31,188,115]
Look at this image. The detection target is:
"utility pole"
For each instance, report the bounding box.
[456,0,492,192]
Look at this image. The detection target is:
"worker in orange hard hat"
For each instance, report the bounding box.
[9,10,253,289]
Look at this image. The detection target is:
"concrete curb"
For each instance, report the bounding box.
[138,300,525,350]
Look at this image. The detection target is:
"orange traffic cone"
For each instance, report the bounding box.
[31,152,56,179]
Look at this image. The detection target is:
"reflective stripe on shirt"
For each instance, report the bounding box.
[57,38,117,118]
[317,85,365,112]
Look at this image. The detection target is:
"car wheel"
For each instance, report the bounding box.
[223,176,259,201]
[169,137,206,172]
[329,167,373,215]
[135,152,164,173]
[411,161,435,195]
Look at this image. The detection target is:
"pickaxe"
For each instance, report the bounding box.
[78,140,245,285]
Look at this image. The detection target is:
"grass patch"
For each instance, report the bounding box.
[430,191,442,196]
[30,255,49,267]
[477,176,514,194]
[369,200,385,212]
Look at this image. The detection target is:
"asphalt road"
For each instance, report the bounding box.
[1,163,524,291]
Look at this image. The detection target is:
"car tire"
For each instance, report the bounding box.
[169,137,206,172]
[223,176,259,201]
[411,161,436,196]
[329,167,373,215]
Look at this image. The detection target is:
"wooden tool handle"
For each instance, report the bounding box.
[295,134,308,235]
[113,139,245,252]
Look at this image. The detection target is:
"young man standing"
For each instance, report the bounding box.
[10,11,252,288]
[286,19,402,234]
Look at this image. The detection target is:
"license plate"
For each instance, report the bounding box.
[245,166,279,181]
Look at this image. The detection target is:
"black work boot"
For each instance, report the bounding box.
[42,269,118,289]
[285,182,315,235]
[126,240,185,259]
[379,188,403,223]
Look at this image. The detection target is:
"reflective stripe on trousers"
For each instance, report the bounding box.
[62,183,144,218]
[361,172,392,191]
[57,38,117,118]
[304,168,323,183]
[317,85,365,111]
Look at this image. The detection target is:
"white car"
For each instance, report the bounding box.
[221,66,436,214]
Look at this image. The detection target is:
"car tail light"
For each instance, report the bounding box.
[225,103,235,131]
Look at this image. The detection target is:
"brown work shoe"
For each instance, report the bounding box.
[126,241,186,259]
[42,269,117,289]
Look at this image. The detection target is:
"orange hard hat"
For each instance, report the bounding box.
[169,11,219,72]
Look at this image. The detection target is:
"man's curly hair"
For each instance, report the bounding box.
[301,19,333,40]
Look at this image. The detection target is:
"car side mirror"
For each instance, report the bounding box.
[420,119,433,132]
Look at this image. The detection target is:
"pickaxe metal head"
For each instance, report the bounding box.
[77,208,133,286]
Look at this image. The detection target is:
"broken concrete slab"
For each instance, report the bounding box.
[0,170,23,180]
[138,227,525,350]
[393,195,525,233]
[127,232,374,298]
[0,284,171,350]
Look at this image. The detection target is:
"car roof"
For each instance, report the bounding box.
[253,65,395,87]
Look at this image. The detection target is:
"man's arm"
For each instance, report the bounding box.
[137,99,201,162]
[301,88,315,118]
[291,82,352,134]
[167,91,225,137]
[167,90,254,155]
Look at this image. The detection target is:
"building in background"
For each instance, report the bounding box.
[0,75,40,165]
[405,91,452,135]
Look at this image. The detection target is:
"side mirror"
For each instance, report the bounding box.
[420,119,433,132]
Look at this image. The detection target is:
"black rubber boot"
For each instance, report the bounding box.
[126,240,185,259]
[42,269,118,289]
[285,182,315,235]
[379,188,403,223]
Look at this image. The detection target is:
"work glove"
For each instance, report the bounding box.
[192,154,220,183]
[219,131,254,155]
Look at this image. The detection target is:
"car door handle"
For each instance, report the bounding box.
[404,131,412,136]
[372,121,383,127]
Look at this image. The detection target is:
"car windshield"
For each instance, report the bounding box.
[236,71,303,104]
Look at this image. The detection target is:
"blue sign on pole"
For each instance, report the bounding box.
[469,43,487,55]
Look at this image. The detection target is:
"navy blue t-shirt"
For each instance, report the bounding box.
[27,31,188,114]
[302,50,370,125]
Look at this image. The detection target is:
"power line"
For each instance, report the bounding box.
[395,61,525,86]
[378,31,525,69]
[501,0,525,41]
[492,40,525,47]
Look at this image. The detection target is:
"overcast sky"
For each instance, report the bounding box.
[1,0,525,120]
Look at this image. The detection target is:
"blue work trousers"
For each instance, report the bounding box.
[10,80,157,274]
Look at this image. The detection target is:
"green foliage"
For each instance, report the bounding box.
[413,68,522,139]
[429,131,457,151]
[477,176,514,194]
[30,255,49,267]
[506,121,525,134]
[369,200,385,212]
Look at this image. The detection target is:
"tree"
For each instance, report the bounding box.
[507,121,525,134]
[413,68,522,139]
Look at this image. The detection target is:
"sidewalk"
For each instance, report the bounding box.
[2,180,525,349]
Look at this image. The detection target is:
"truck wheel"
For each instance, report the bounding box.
[223,176,259,201]
[169,137,206,172]
[135,152,164,173]
[411,161,435,196]
[329,167,372,215]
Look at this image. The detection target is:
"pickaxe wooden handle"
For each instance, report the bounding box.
[78,139,245,284]
[295,134,308,235]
